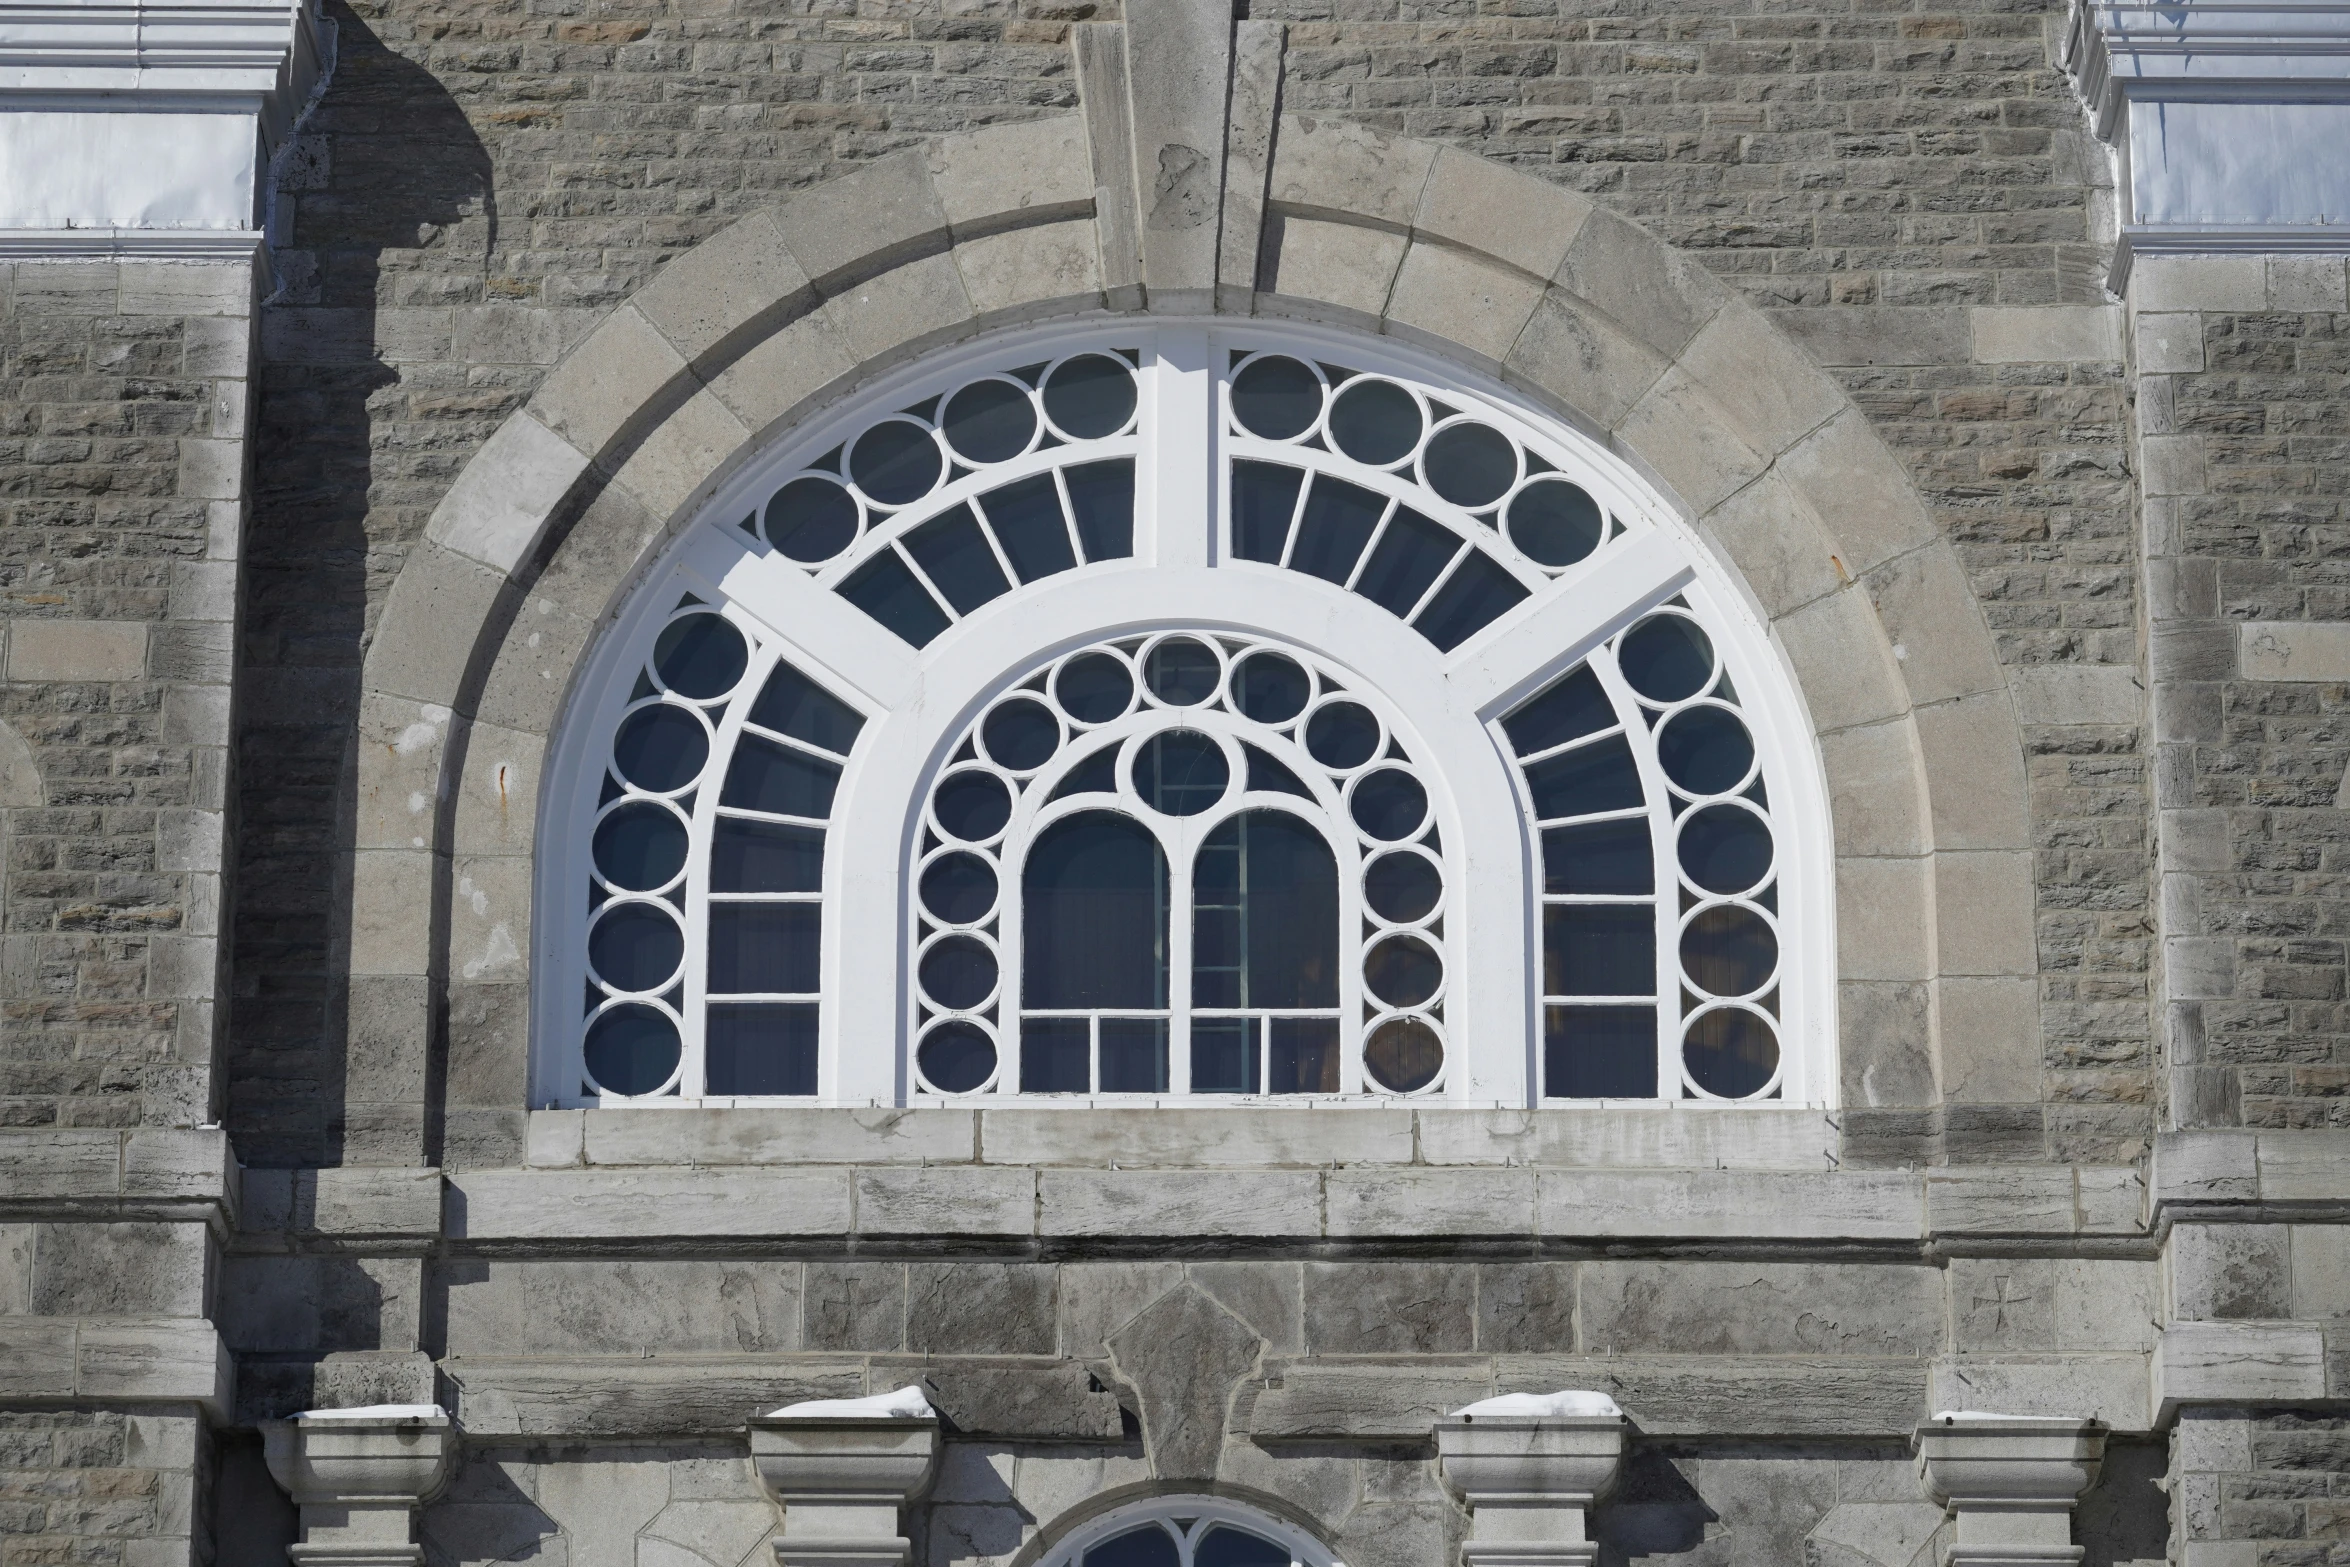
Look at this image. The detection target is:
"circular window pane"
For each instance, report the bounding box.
[1230,355,1323,440]
[1506,478,1606,568]
[1365,934,1442,1007]
[1133,731,1229,816]
[1327,378,1423,465]
[1304,701,1381,770]
[1685,1008,1780,1098]
[593,802,688,890]
[849,419,943,506]
[1619,614,1716,703]
[920,851,999,925]
[1422,422,1516,508]
[583,1004,681,1096]
[941,378,1037,464]
[1364,851,1442,923]
[588,901,685,993]
[1055,652,1135,724]
[1043,354,1138,439]
[1351,767,1428,841]
[764,476,859,563]
[1364,1017,1443,1092]
[917,1021,998,1093]
[1145,637,1221,705]
[1679,803,1774,895]
[612,704,708,792]
[1656,704,1755,796]
[982,697,1061,772]
[934,769,1014,843]
[1681,905,1779,998]
[1232,651,1311,724]
[919,934,998,1010]
[653,612,748,699]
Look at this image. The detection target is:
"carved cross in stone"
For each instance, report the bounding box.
[1972,1274,2035,1333]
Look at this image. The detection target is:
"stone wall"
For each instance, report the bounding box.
[2172,1409,2350,1565]
[0,1407,210,1567]
[0,261,252,1133]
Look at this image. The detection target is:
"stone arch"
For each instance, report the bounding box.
[346,105,2034,1161]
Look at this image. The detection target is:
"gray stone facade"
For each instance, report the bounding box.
[3,1,2349,1566]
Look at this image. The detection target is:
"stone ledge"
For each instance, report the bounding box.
[0,1128,236,1222]
[2153,1128,2350,1211]
[0,1316,229,1415]
[239,1166,444,1240]
[2153,1320,2329,1419]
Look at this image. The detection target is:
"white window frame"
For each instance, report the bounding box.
[1035,1497,1344,1567]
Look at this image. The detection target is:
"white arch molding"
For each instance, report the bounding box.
[534,319,1839,1111]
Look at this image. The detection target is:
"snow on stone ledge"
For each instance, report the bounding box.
[298,1405,446,1420]
[766,1386,935,1420]
[1450,1391,1623,1419]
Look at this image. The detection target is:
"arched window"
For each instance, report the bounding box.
[1039,1499,1338,1567]
[538,321,1832,1108]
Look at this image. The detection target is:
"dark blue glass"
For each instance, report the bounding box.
[1523,735,1642,820]
[1364,933,1441,1007]
[1230,355,1322,440]
[1145,637,1220,705]
[1056,652,1134,723]
[583,1004,681,1096]
[711,819,824,893]
[904,504,1012,615]
[764,476,858,562]
[1350,767,1427,841]
[1353,507,1458,618]
[1541,820,1652,896]
[1192,1018,1260,1094]
[849,419,942,506]
[1193,811,1338,1009]
[593,802,688,890]
[1657,704,1754,795]
[919,852,998,924]
[1685,1008,1779,1098]
[1506,478,1605,567]
[1503,666,1613,757]
[1133,731,1229,816]
[1023,812,1168,1009]
[1544,1005,1656,1098]
[749,662,865,755]
[1232,652,1310,723]
[933,770,1013,841]
[1197,1527,1291,1567]
[1065,459,1135,560]
[1043,354,1137,438]
[707,902,820,994]
[721,736,841,818]
[1289,475,1384,585]
[1269,1017,1340,1093]
[1681,904,1777,997]
[1678,804,1772,894]
[588,901,684,992]
[1542,905,1653,997]
[1619,614,1715,703]
[1232,460,1305,562]
[1328,378,1423,465]
[941,379,1037,463]
[1364,1017,1441,1091]
[653,613,747,698]
[919,934,997,1009]
[840,551,951,646]
[707,1003,818,1095]
[977,472,1076,582]
[917,1021,997,1092]
[1413,551,1530,651]
[1304,701,1380,769]
[982,697,1060,771]
[1020,1018,1092,1092]
[612,705,707,791]
[1365,851,1442,922]
[1423,422,1515,507]
[1100,1017,1170,1092]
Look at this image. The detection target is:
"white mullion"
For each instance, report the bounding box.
[1166,811,1195,1095]
[1516,723,1631,769]
[1402,539,1473,627]
[1590,642,1680,1101]
[1274,472,1310,570]
[1533,804,1651,830]
[1049,465,1089,566]
[1341,498,1400,593]
[1151,326,1212,570]
[888,539,962,627]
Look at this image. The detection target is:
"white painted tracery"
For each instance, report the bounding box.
[535,319,1836,1109]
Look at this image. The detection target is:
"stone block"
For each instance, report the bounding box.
[1058,1261,1185,1358]
[1767,306,1967,367]
[453,304,600,367]
[1950,1259,2059,1352]
[953,221,1102,324]
[447,1169,852,1240]
[119,260,253,317]
[818,252,975,368]
[780,149,951,290]
[708,306,861,445]
[858,1167,1034,1237]
[306,1167,442,1237]
[1969,305,2122,363]
[2130,255,2266,312]
[347,849,435,977]
[31,1223,210,1317]
[1926,1167,2075,1235]
[1415,147,1589,281]
[150,619,234,683]
[365,538,507,708]
[607,386,753,526]
[980,1107,1412,1167]
[2075,1170,2147,1236]
[2134,312,2205,374]
[2288,1225,2350,1319]
[2268,254,2349,311]
[1820,719,1927,858]
[444,1355,864,1437]
[1935,851,2037,977]
[2155,1321,2327,1413]
[75,1319,231,1410]
[175,436,244,501]
[1416,1107,1834,1169]
[1474,1263,1578,1354]
[526,1110,583,1168]
[906,1264,1056,1356]
[351,693,451,852]
[448,1260,802,1356]
[1775,408,1941,581]
[424,412,590,576]
[1926,1356,2151,1432]
[1859,547,2006,707]
[1555,208,1727,360]
[451,721,542,859]
[182,314,252,378]
[169,559,238,623]
[1038,1170,1321,1238]
[6,619,146,682]
[1541,1169,1919,1242]
[1072,22,1140,304]
[1303,1262,1476,1353]
[1697,471,1842,621]
[2137,433,2206,497]
[930,116,1094,237]
[1190,1261,1303,1354]
[1775,588,1910,734]
[633,209,813,367]
[1836,855,1931,982]
[1504,289,1669,436]
[805,1263,907,1352]
[1269,114,1440,231]
[1218,19,1283,306]
[1126,0,1233,300]
[1256,211,1407,329]
[444,981,527,1110]
[1615,366,1768,513]
[1249,1362,1493,1440]
[528,304,690,457]
[472,591,595,739]
[2010,664,2142,728]
[1580,1261,1941,1357]
[2239,621,2350,682]
[0,1318,78,1397]
[2170,1223,2291,1320]
[1936,976,2044,1103]
[1382,241,1545,373]
[1841,980,1936,1109]
[1675,305,1845,457]
[2055,1260,2160,1352]
[1327,1168,1533,1237]
[583,1107,976,1166]
[1502,1353,1929,1436]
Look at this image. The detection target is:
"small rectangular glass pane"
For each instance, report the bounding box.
[979,473,1077,582]
[749,663,865,755]
[1542,820,1652,896]
[1021,1019,1091,1092]
[707,902,821,994]
[1269,1017,1341,1093]
[1503,666,1612,758]
[721,735,842,818]
[1065,459,1135,560]
[903,503,1012,615]
[1543,1004,1656,1098]
[1289,474,1384,585]
[1191,1017,1260,1093]
[1413,551,1531,651]
[1523,734,1642,820]
[840,549,951,646]
[1232,460,1305,563]
[707,1002,819,1095]
[711,820,824,893]
[1100,1017,1170,1092]
[1353,506,1458,618]
[1542,904,1654,997]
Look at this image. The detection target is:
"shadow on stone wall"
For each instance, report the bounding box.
[230,1,494,1167]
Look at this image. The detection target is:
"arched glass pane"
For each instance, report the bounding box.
[1193,811,1339,1010]
[1022,812,1168,1011]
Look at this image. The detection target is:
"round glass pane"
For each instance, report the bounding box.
[919,934,998,1010]
[920,851,999,925]
[1232,651,1311,724]
[1679,803,1774,895]
[764,476,859,562]
[1350,767,1428,841]
[1132,731,1229,816]
[593,802,688,890]
[612,704,708,792]
[1422,422,1516,508]
[1304,701,1380,770]
[583,1004,681,1096]
[1506,478,1605,568]
[1055,652,1135,724]
[934,769,1014,842]
[1685,1008,1780,1098]
[849,419,943,506]
[1327,378,1423,465]
[982,697,1061,772]
[1145,637,1221,705]
[1656,704,1755,796]
[1364,933,1442,1007]
[917,1021,997,1093]
[1619,614,1716,703]
[587,901,685,993]
[1364,851,1442,923]
[1043,354,1138,439]
[653,612,748,699]
[1364,1017,1442,1092]
[1681,905,1779,998]
[941,378,1037,463]
[1230,355,1323,440]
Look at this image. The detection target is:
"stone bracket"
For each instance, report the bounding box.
[1913,1415,2104,1567]
[263,1406,458,1567]
[750,1413,940,1567]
